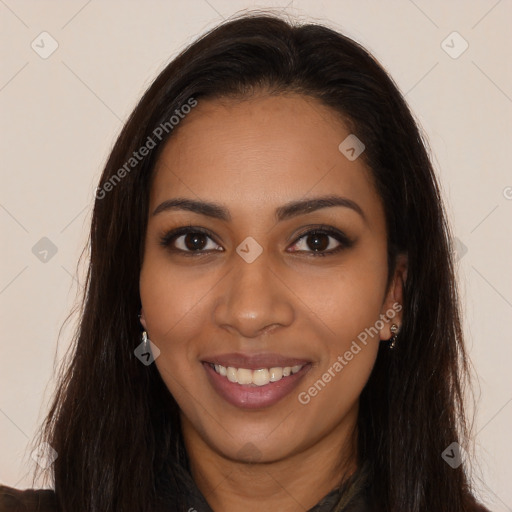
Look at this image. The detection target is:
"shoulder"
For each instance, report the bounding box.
[0,485,59,512]
[471,503,492,512]
[466,493,493,512]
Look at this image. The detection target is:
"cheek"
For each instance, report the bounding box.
[139,252,209,380]
[139,244,239,391]
[292,273,384,430]
[140,251,207,334]
[291,248,388,343]
[140,260,209,413]
[290,248,386,401]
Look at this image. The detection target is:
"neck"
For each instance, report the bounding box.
[180,405,359,512]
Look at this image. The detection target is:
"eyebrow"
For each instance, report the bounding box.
[152,195,366,223]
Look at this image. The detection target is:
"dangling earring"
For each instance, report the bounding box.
[141,330,149,350]
[138,311,149,350]
[389,323,399,349]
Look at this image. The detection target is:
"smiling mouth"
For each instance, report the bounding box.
[207,362,306,386]
[202,360,312,409]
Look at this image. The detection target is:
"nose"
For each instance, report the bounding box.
[213,250,294,339]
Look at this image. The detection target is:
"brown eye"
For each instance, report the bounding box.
[288,227,353,257]
[304,233,331,252]
[182,232,209,251]
[159,227,223,254]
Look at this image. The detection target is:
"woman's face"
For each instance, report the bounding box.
[139,93,404,464]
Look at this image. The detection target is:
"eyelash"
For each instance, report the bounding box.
[158,224,354,257]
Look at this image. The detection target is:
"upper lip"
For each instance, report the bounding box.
[202,352,310,370]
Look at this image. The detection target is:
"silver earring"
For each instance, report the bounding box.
[389,324,399,349]
[141,330,149,350]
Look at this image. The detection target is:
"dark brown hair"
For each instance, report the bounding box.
[32,12,485,512]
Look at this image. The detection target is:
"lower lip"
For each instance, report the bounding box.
[203,362,311,410]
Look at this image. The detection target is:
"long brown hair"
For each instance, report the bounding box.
[32,12,483,511]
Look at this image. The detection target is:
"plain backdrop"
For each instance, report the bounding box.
[1,1,511,510]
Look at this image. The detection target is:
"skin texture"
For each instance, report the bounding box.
[139,93,407,512]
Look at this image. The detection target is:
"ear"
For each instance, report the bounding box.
[139,308,148,330]
[379,253,407,340]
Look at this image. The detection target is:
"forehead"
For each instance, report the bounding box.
[150,93,379,219]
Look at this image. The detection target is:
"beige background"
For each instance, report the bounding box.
[1,0,511,509]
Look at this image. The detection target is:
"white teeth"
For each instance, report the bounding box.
[252,368,269,386]
[227,367,237,383]
[210,363,305,386]
[269,367,283,382]
[237,368,253,385]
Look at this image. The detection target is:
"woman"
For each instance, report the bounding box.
[0,13,490,512]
